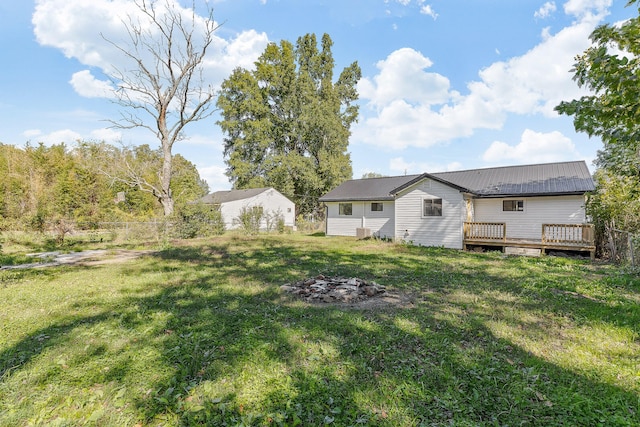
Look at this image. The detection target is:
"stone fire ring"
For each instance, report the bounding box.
[280,275,386,304]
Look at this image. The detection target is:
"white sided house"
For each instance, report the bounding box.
[319,161,596,258]
[197,187,295,230]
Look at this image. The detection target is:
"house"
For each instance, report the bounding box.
[197,187,295,230]
[319,161,596,258]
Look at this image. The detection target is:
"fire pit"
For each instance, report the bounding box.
[280,275,386,303]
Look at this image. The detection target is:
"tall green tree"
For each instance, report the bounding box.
[217,33,361,215]
[555,1,640,176]
[556,0,640,250]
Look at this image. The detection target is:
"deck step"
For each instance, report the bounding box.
[505,247,541,257]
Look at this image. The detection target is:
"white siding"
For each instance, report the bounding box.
[325,202,364,236]
[472,195,587,240]
[363,201,395,239]
[395,179,465,249]
[221,189,295,230]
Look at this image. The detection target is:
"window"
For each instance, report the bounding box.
[423,198,442,217]
[371,202,383,212]
[339,203,352,216]
[503,200,524,212]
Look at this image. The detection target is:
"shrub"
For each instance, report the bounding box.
[234,206,264,235]
[265,209,285,233]
[174,203,225,239]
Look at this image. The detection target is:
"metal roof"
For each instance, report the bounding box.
[432,161,595,197]
[318,161,595,202]
[197,187,271,204]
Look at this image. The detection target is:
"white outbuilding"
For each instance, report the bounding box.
[197,187,295,231]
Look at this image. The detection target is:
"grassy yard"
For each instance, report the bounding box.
[0,234,638,426]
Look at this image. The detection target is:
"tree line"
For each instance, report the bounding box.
[0,141,208,231]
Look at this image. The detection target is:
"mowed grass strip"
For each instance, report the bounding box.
[0,234,638,426]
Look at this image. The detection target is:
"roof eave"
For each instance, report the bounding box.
[474,191,592,198]
[319,196,396,203]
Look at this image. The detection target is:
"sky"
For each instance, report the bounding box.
[0,0,636,192]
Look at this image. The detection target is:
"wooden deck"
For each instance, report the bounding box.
[463,222,596,259]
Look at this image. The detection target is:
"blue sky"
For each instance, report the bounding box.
[0,0,636,191]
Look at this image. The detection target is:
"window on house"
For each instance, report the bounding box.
[423,198,442,217]
[339,203,352,216]
[287,207,291,213]
[503,200,524,212]
[371,202,383,212]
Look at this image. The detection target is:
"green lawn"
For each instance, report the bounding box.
[0,234,638,426]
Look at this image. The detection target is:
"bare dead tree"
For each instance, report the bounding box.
[103,0,219,216]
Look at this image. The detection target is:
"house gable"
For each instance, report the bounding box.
[394,177,465,248]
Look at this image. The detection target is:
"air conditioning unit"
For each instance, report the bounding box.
[356,227,371,239]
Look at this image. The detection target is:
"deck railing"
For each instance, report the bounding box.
[463,222,595,246]
[542,223,595,245]
[463,222,506,241]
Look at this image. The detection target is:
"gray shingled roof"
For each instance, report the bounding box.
[318,161,594,202]
[197,187,270,204]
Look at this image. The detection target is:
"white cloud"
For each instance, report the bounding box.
[23,129,42,139]
[359,48,450,107]
[354,4,607,150]
[198,164,230,190]
[69,70,115,98]
[482,129,579,164]
[563,0,611,20]
[22,127,121,145]
[474,18,600,118]
[354,47,504,149]
[535,2,557,19]
[33,0,269,99]
[89,127,122,143]
[25,129,82,146]
[389,157,462,174]
[420,5,438,19]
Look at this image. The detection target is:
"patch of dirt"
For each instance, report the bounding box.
[1,249,155,270]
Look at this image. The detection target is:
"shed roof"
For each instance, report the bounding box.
[318,161,595,202]
[197,187,270,204]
